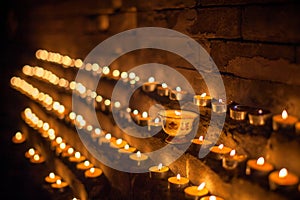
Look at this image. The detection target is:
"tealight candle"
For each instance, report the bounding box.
[229,105,250,120]
[169,86,187,101]
[211,99,227,113]
[209,144,232,160]
[129,151,148,166]
[157,83,169,96]
[51,179,68,189]
[272,110,298,132]
[69,152,86,163]
[30,153,45,164]
[222,149,247,170]
[191,136,212,146]
[149,163,170,179]
[248,109,271,126]
[246,157,274,176]
[84,167,103,178]
[193,93,212,107]
[110,138,127,149]
[269,168,299,191]
[45,172,61,183]
[76,160,93,170]
[142,77,158,92]
[118,144,136,154]
[184,182,209,199]
[168,174,189,191]
[12,131,26,144]
[137,112,151,126]
[200,195,224,200]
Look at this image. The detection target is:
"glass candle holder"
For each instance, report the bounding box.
[248,109,271,126]
[229,105,250,120]
[211,99,227,113]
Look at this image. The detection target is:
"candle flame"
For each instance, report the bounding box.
[15,132,23,140]
[282,110,288,120]
[33,154,40,161]
[199,136,204,141]
[90,167,95,173]
[279,168,288,178]
[49,172,55,179]
[258,109,263,114]
[133,110,139,115]
[56,179,62,185]
[114,101,121,108]
[148,77,155,83]
[176,174,181,180]
[218,99,223,103]
[112,69,120,77]
[158,163,163,170]
[105,133,112,140]
[56,137,62,144]
[84,161,90,166]
[154,118,160,123]
[162,83,167,88]
[137,151,141,158]
[28,148,35,156]
[75,152,81,159]
[176,86,181,92]
[142,112,148,118]
[218,144,224,150]
[209,196,216,200]
[256,157,265,165]
[175,110,181,116]
[116,138,122,145]
[230,149,236,156]
[200,93,207,98]
[197,182,206,190]
[59,143,66,150]
[124,144,129,150]
[68,147,74,155]
[104,99,111,106]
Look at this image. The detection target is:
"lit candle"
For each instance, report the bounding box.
[169,86,187,101]
[211,99,227,113]
[51,179,68,189]
[45,172,61,183]
[137,111,151,126]
[12,131,26,144]
[157,82,169,96]
[25,148,37,158]
[191,136,212,146]
[193,93,212,107]
[222,149,247,170]
[142,77,158,92]
[118,144,137,154]
[200,195,224,200]
[149,163,170,179]
[168,174,189,191]
[76,160,93,170]
[110,138,127,149]
[246,157,274,176]
[84,167,103,178]
[229,105,250,121]
[129,151,148,166]
[209,144,232,160]
[248,109,271,126]
[272,110,298,132]
[62,147,74,157]
[69,152,86,163]
[30,153,45,164]
[184,182,209,199]
[268,168,299,191]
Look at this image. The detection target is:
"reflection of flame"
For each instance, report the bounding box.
[218,144,224,149]
[176,174,181,180]
[197,182,206,190]
[279,168,288,178]
[230,150,236,156]
[256,157,265,165]
[158,163,163,170]
[282,110,288,119]
[200,93,206,98]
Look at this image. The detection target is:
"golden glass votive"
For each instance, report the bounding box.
[149,163,169,179]
[193,93,211,107]
[248,109,271,126]
[229,105,250,121]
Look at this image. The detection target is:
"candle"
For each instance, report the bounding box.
[169,86,187,101]
[51,179,68,189]
[200,195,224,200]
[246,157,274,176]
[129,151,148,166]
[269,168,299,191]
[229,105,249,120]
[222,149,247,170]
[248,109,271,126]
[157,83,169,96]
[45,172,61,183]
[191,136,212,145]
[209,144,232,160]
[184,182,209,199]
[118,144,136,154]
[272,110,298,132]
[12,131,26,144]
[193,93,212,107]
[84,167,103,178]
[25,148,37,158]
[110,138,127,149]
[137,111,151,126]
[69,152,86,163]
[76,160,93,170]
[168,174,189,191]
[296,122,300,135]
[30,153,45,164]
[149,163,170,179]
[142,77,158,92]
[211,99,227,113]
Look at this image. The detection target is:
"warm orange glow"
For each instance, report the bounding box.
[279,168,288,178]
[230,149,236,156]
[121,72,128,79]
[218,144,224,150]
[142,112,148,118]
[256,157,265,165]
[42,123,49,131]
[176,174,181,180]
[85,63,92,71]
[69,112,76,120]
[56,137,63,144]
[282,110,288,120]
[69,81,76,90]
[59,143,66,150]
[197,182,206,190]
[15,132,23,140]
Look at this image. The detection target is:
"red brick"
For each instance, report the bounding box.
[242,4,300,43]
